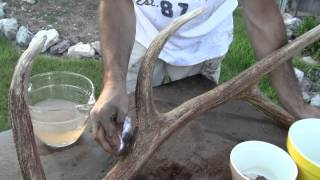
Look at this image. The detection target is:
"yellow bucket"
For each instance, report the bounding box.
[287,118,320,180]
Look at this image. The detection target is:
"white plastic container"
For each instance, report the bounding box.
[230,141,297,180]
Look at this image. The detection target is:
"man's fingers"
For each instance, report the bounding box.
[97,107,123,151]
[90,110,117,152]
[99,106,117,141]
[116,107,127,124]
[101,120,117,145]
[90,111,100,138]
[90,104,129,154]
[90,113,112,153]
[95,126,113,153]
[116,111,126,133]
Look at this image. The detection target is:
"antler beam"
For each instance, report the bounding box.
[9,36,47,180]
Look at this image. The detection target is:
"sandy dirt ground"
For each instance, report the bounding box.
[3,0,100,43]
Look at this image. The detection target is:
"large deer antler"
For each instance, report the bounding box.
[9,36,47,180]
[9,9,320,180]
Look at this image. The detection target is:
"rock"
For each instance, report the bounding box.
[70,35,81,44]
[30,29,60,52]
[282,13,293,21]
[294,68,304,83]
[301,56,318,65]
[301,77,312,92]
[299,75,313,103]
[22,0,36,4]
[302,91,312,103]
[310,94,320,107]
[307,68,320,93]
[0,7,5,19]
[90,41,101,55]
[284,17,302,31]
[0,18,18,40]
[67,42,95,58]
[286,28,293,39]
[49,40,71,55]
[16,26,33,47]
[0,2,7,9]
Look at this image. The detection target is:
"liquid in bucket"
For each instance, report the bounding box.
[30,99,88,147]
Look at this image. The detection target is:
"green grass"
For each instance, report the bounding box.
[220,9,278,102]
[0,37,103,132]
[0,37,19,131]
[31,56,103,97]
[294,16,320,61]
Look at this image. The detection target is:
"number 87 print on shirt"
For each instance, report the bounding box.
[136,0,189,17]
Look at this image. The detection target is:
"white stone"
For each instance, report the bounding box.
[90,41,101,55]
[49,40,71,55]
[0,4,6,20]
[294,68,304,83]
[310,94,320,107]
[301,56,318,65]
[302,91,311,102]
[286,28,293,39]
[282,13,293,21]
[0,18,18,40]
[284,17,302,31]
[22,0,36,4]
[30,29,60,52]
[67,42,95,58]
[16,26,33,47]
[0,2,7,9]
[0,8,5,19]
[284,17,300,26]
[300,78,312,93]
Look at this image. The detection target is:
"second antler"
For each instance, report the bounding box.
[9,8,320,180]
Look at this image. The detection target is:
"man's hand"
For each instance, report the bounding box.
[90,84,128,155]
[95,0,135,154]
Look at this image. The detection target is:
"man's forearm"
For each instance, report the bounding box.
[242,0,306,116]
[99,0,136,87]
[242,0,288,58]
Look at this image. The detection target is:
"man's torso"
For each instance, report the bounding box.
[133,0,238,66]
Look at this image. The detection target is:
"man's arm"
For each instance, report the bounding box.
[242,0,320,118]
[99,0,135,86]
[90,0,136,154]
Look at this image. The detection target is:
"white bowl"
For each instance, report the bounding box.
[230,141,297,180]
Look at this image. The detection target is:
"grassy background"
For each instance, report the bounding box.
[220,10,278,102]
[0,37,19,131]
[2,9,310,132]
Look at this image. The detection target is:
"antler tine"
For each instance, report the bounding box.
[236,86,295,128]
[9,36,47,180]
[135,8,204,131]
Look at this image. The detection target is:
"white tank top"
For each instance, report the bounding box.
[133,0,238,66]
